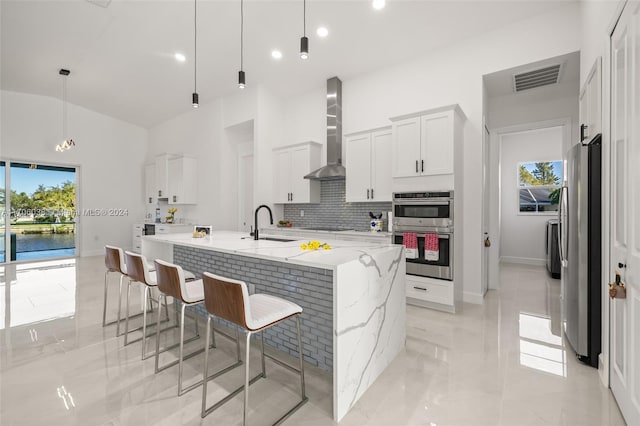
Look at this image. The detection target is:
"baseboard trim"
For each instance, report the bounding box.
[463,291,485,304]
[500,256,546,266]
[81,249,106,257]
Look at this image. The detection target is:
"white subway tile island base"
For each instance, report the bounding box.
[142,231,406,422]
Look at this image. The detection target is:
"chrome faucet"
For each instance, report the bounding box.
[254,205,273,240]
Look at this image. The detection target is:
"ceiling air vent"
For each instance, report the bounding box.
[513,64,562,92]
[85,0,112,8]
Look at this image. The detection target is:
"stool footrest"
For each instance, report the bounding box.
[263,352,303,375]
[272,397,309,426]
[202,369,263,417]
[154,334,202,373]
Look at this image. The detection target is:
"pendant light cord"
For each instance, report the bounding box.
[194,0,197,92]
[62,75,67,140]
[240,0,244,70]
[303,0,306,36]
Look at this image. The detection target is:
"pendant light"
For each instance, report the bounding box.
[192,0,199,107]
[300,0,309,60]
[55,69,75,152]
[238,0,246,89]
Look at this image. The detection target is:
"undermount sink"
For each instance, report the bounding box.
[259,237,297,242]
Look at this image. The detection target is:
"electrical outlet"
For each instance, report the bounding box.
[300,210,304,217]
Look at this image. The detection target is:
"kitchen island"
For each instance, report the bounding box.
[141,231,405,422]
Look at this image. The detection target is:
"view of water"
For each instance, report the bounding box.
[16,233,76,252]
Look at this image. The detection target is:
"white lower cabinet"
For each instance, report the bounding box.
[155,224,193,234]
[406,275,454,312]
[132,223,144,253]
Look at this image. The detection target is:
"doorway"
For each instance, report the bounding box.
[483,51,580,289]
[2,162,77,263]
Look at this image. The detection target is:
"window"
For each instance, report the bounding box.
[518,161,562,213]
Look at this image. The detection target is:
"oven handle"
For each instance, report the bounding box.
[394,232,451,239]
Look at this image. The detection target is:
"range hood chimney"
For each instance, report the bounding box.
[304,77,345,180]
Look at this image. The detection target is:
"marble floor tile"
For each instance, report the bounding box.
[0,258,626,425]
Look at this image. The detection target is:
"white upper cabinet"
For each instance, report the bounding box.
[390,105,465,178]
[273,142,321,204]
[345,127,392,202]
[168,156,197,204]
[145,154,198,205]
[144,163,156,205]
[391,117,421,178]
[579,57,601,142]
[155,153,170,199]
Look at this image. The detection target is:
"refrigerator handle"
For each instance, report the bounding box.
[558,186,567,267]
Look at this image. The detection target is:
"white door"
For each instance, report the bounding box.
[238,154,254,232]
[481,125,490,296]
[345,133,372,202]
[370,129,392,202]
[610,3,640,424]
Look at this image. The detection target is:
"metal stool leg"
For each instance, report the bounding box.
[116,274,124,336]
[124,280,132,345]
[102,270,109,326]
[261,330,266,377]
[296,316,306,400]
[142,286,150,359]
[243,330,252,426]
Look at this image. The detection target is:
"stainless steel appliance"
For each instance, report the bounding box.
[546,219,561,279]
[558,134,601,367]
[144,223,155,235]
[392,191,454,280]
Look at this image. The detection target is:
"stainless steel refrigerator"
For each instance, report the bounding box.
[558,134,601,367]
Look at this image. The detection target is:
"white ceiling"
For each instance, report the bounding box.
[1,0,572,128]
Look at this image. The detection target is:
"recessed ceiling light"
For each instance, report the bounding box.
[174,53,186,62]
[316,27,329,37]
[271,50,283,59]
[372,0,385,10]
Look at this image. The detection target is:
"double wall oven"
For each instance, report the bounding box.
[392,191,454,281]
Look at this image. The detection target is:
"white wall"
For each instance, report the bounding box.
[147,85,285,231]
[499,126,563,264]
[0,90,147,256]
[580,1,623,86]
[282,3,581,302]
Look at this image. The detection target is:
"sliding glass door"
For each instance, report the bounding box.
[0,161,77,263]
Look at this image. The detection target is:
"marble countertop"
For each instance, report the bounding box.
[143,230,400,269]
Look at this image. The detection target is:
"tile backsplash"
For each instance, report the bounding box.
[283,180,392,231]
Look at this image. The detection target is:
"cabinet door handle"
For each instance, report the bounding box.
[415,160,418,173]
[148,197,152,204]
[421,160,424,172]
[290,193,293,202]
[581,124,589,141]
[173,195,177,202]
[413,286,428,292]
[367,189,370,199]
[371,188,374,199]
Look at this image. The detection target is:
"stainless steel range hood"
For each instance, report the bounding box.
[304,77,345,180]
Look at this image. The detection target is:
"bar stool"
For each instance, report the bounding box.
[123,251,170,359]
[200,272,308,425]
[154,259,211,395]
[103,246,156,336]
